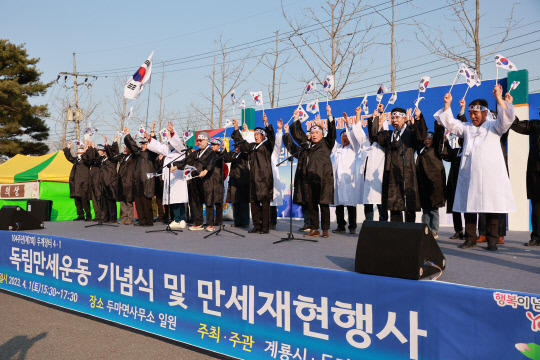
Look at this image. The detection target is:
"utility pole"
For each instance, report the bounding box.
[59,53,93,140]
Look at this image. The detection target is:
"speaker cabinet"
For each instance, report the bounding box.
[0,205,44,231]
[27,200,52,222]
[355,221,446,280]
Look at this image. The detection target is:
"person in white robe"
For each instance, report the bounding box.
[361,105,388,221]
[270,120,285,229]
[331,110,366,234]
[147,121,189,230]
[434,84,515,251]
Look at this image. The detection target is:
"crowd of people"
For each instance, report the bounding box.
[63,84,540,249]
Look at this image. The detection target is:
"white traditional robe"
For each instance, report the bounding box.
[434,102,515,213]
[149,134,189,205]
[271,129,284,206]
[332,123,366,206]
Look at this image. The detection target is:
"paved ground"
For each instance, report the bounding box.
[1,219,539,359]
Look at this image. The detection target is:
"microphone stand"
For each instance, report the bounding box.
[204,150,245,238]
[274,143,317,244]
[146,147,192,235]
[85,155,119,228]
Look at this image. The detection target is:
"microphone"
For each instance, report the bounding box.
[300,141,311,148]
[111,153,123,159]
[180,146,193,152]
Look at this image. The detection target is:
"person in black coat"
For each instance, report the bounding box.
[416,122,446,239]
[289,105,336,238]
[284,125,313,232]
[231,115,275,234]
[371,106,427,222]
[206,137,225,231]
[89,137,118,223]
[63,142,92,221]
[223,143,250,227]
[185,131,218,231]
[107,138,135,225]
[509,105,540,246]
[123,128,157,227]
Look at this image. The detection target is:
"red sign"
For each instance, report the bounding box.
[1,184,25,198]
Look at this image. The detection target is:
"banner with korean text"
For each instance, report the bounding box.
[0,231,539,359]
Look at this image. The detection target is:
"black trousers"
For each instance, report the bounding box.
[390,209,416,223]
[91,191,101,221]
[465,213,499,244]
[452,212,463,232]
[270,206,278,226]
[232,203,250,226]
[478,213,507,236]
[301,203,312,226]
[102,198,117,222]
[531,199,540,242]
[251,201,270,230]
[134,196,153,225]
[335,205,357,230]
[74,195,91,219]
[208,203,222,226]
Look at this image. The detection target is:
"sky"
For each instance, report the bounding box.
[2,0,539,150]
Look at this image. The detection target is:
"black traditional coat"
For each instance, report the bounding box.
[416,121,446,209]
[223,150,250,204]
[231,126,275,203]
[283,132,308,204]
[290,119,336,205]
[511,118,540,200]
[208,150,225,204]
[63,147,91,198]
[187,145,220,204]
[86,145,118,200]
[124,135,157,198]
[106,144,135,202]
[440,113,466,213]
[371,114,427,211]
[154,155,165,198]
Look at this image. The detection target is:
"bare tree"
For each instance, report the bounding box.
[282,0,375,100]
[416,0,516,77]
[205,37,260,128]
[261,31,293,108]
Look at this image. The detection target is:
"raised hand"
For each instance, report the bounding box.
[168,121,174,134]
[67,141,72,148]
[233,118,238,130]
[293,108,299,121]
[151,120,156,132]
[143,131,151,140]
[343,112,350,126]
[414,107,421,120]
[103,135,108,145]
[114,135,118,143]
[124,127,130,135]
[504,92,513,104]
[242,122,248,131]
[277,119,283,130]
[284,123,289,134]
[326,104,332,116]
[262,113,268,127]
[443,92,452,111]
[459,98,466,113]
[377,103,384,114]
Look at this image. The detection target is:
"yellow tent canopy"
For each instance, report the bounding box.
[0,151,72,184]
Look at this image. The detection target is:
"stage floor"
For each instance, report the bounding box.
[22,219,540,295]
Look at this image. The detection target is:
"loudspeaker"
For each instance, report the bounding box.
[355,221,446,280]
[27,200,52,222]
[0,206,44,231]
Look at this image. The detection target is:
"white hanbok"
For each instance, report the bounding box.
[434,102,516,213]
[332,123,366,206]
[271,129,284,207]
[148,134,189,205]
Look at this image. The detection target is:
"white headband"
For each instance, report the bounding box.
[310,125,323,133]
[255,128,266,136]
[197,134,208,140]
[391,111,406,118]
[469,105,488,111]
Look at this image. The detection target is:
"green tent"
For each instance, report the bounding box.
[0,151,93,221]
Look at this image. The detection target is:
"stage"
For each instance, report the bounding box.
[19,219,540,294]
[1,219,539,359]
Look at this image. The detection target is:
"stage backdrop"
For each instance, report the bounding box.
[1,231,538,359]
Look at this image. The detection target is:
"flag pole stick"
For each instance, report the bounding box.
[449,71,459,93]
[326,93,329,107]
[496,67,499,84]
[462,86,471,100]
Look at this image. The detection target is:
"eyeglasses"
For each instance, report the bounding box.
[196,139,203,142]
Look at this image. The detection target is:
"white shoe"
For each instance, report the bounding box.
[179,220,186,229]
[169,221,180,230]
[189,225,204,231]
[205,226,215,232]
